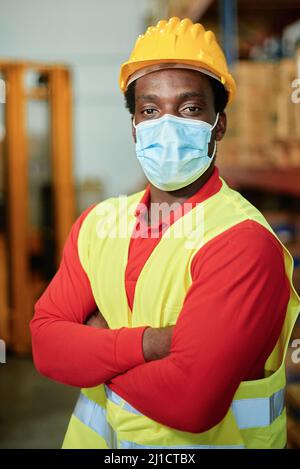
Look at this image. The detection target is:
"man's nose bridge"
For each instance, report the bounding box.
[160,104,181,118]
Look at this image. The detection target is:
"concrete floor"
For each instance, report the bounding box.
[0,354,78,448]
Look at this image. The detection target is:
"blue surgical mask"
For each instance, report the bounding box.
[133,113,219,191]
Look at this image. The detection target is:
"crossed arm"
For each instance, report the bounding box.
[30,208,173,387]
[86,310,173,362]
[30,211,289,433]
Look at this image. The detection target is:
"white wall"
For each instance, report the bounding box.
[0,0,148,203]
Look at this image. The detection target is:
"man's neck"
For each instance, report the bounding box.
[149,164,215,206]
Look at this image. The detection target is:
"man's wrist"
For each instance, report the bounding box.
[142,326,174,362]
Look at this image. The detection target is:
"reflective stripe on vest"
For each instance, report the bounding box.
[105,386,285,431]
[231,388,285,429]
[73,393,116,448]
[74,391,245,449]
[73,386,285,449]
[119,440,245,449]
[105,386,142,416]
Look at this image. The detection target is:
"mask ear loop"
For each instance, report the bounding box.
[209,113,219,158]
[132,116,137,129]
[210,141,217,159]
[211,112,219,131]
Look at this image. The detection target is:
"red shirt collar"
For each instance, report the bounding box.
[134,166,222,230]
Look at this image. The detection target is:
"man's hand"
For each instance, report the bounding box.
[142,326,174,362]
[86,311,174,362]
[85,311,109,329]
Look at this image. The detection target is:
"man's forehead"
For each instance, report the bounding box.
[136,68,210,86]
[135,68,212,99]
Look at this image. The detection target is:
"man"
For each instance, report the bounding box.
[31,17,299,449]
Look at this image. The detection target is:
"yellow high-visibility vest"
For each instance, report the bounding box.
[63,177,300,449]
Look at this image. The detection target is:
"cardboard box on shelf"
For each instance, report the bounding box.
[272,140,300,168]
[289,142,300,166]
[218,59,299,168]
[276,59,300,140]
[233,61,277,86]
[227,61,279,148]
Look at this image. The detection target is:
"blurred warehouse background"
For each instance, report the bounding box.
[0,0,300,448]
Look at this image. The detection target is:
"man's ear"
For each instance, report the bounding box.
[132,116,137,143]
[215,112,227,142]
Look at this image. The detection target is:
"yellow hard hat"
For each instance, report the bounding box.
[119,17,236,104]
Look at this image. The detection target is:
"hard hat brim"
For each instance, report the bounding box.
[120,58,236,104]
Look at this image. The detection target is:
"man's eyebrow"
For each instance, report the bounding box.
[135,91,207,102]
[178,91,206,100]
[136,94,159,101]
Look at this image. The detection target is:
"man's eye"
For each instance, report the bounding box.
[184,106,201,113]
[141,108,157,116]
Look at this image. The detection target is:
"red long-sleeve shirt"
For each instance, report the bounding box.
[30,167,290,433]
